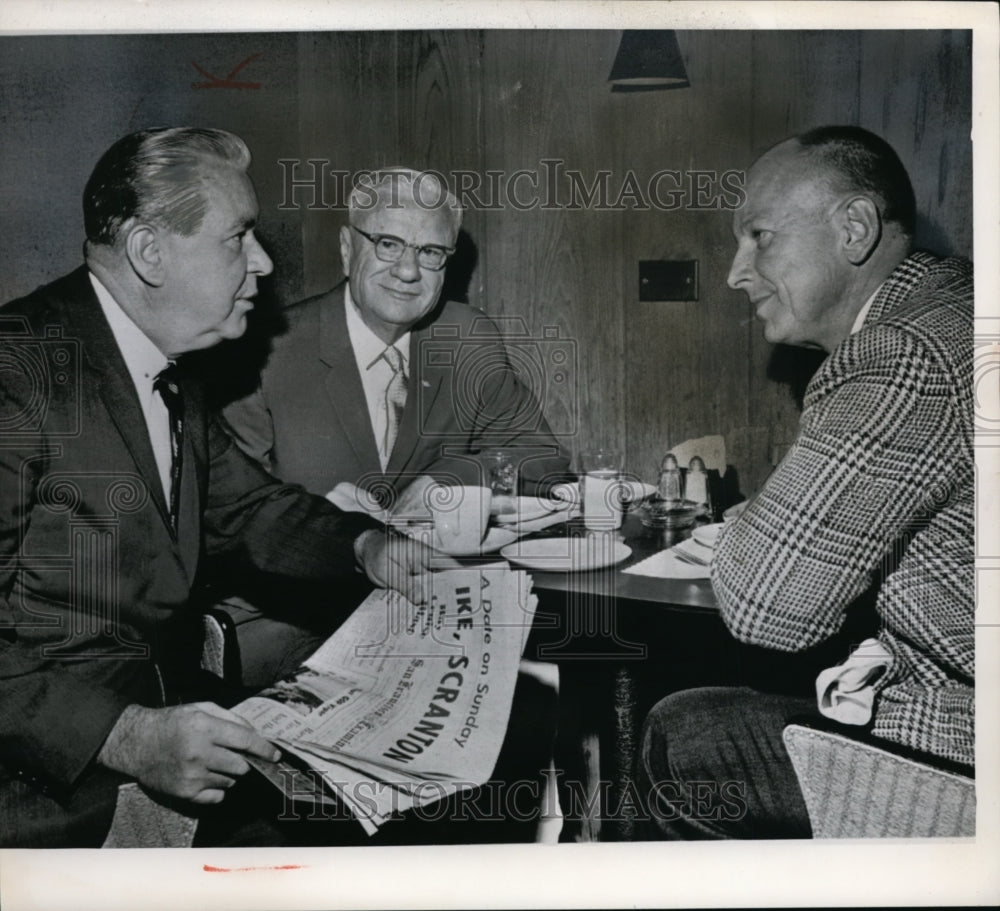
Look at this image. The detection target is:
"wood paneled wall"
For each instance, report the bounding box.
[1,30,971,495]
[296,29,972,493]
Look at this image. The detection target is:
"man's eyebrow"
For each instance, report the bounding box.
[228,212,260,231]
[731,211,753,234]
[226,215,257,233]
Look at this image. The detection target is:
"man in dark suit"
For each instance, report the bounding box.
[0,128,439,847]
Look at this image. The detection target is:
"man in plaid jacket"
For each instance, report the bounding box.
[639,126,973,838]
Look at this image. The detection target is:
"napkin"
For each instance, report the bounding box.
[622,539,712,579]
[328,481,577,539]
[327,481,390,522]
[508,504,580,536]
[815,638,893,725]
[668,434,726,473]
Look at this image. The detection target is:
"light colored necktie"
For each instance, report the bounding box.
[382,345,408,460]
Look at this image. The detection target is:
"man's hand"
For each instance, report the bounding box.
[97,702,280,804]
[355,528,460,604]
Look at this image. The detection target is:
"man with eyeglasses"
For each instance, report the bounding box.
[223,167,568,523]
[219,169,567,777]
[217,168,568,842]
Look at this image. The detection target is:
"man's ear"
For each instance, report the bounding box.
[339,225,353,277]
[124,224,166,286]
[840,196,882,265]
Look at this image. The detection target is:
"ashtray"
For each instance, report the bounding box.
[640,497,701,529]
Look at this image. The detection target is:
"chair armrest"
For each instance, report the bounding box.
[201,607,243,685]
[782,724,975,838]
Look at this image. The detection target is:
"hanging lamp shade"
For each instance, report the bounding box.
[608,30,690,91]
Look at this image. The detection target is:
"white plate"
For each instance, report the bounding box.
[493,496,570,524]
[399,524,518,556]
[691,523,725,549]
[500,537,632,572]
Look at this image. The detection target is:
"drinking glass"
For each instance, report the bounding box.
[580,449,624,530]
[484,449,518,516]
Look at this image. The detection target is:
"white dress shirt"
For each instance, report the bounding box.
[344,286,410,471]
[850,284,884,336]
[90,273,173,502]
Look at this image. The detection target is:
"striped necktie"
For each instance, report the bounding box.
[153,363,184,531]
[382,345,408,461]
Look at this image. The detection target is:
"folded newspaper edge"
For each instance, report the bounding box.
[234,566,537,835]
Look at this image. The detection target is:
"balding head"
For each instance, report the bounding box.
[727,128,913,351]
[794,125,916,240]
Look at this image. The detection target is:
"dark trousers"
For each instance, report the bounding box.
[635,686,822,840]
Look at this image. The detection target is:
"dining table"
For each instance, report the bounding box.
[511,508,743,843]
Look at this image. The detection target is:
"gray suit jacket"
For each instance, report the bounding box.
[221,282,571,503]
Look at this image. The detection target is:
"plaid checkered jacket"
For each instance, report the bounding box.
[713,252,974,766]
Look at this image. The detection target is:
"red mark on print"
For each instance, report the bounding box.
[203,863,306,873]
[191,53,262,89]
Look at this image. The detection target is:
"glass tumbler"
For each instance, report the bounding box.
[580,449,624,531]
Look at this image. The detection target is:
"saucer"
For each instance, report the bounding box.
[500,536,631,572]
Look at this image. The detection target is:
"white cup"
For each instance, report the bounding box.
[580,449,624,531]
[427,485,493,554]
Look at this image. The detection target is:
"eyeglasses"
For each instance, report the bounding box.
[351,225,454,271]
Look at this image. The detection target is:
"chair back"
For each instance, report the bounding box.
[782,724,975,838]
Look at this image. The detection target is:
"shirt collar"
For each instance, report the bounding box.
[850,283,885,335]
[344,284,410,371]
[90,272,170,388]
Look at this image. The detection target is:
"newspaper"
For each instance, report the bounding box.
[232,566,537,834]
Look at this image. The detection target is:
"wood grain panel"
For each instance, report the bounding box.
[481,30,625,459]
[859,30,973,258]
[0,30,974,493]
[396,30,486,309]
[620,30,756,488]
[298,31,405,298]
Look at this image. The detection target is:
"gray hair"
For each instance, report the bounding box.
[348,167,463,236]
[83,127,252,246]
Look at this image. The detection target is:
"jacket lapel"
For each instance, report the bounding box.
[176,370,205,580]
[319,284,382,477]
[385,323,444,478]
[61,270,173,532]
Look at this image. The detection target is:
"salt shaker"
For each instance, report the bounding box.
[686,455,712,516]
[657,453,683,501]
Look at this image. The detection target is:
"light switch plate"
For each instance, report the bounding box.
[639,259,699,301]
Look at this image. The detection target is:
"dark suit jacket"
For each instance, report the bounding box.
[221,282,570,503]
[0,268,379,846]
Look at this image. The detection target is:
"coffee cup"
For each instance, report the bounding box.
[427,485,493,554]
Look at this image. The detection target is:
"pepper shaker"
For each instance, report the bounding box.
[686,455,712,516]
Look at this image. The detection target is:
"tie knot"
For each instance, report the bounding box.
[153,363,182,397]
[382,345,406,377]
